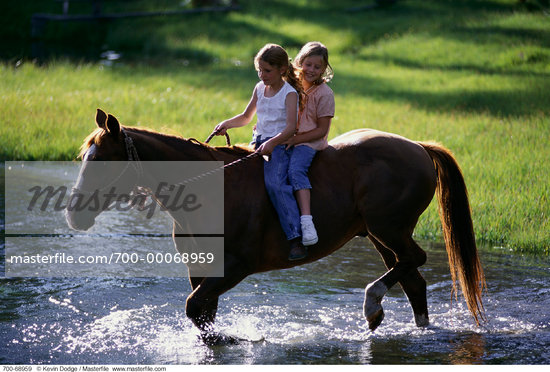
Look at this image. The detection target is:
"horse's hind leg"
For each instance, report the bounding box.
[363,232,427,331]
[368,235,429,327]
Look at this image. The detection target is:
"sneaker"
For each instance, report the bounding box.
[301,215,318,246]
[288,239,307,261]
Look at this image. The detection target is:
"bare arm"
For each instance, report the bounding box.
[214,87,258,135]
[287,116,332,146]
[256,91,298,155]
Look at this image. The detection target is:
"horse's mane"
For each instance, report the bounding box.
[214,143,254,156]
[78,125,254,159]
[78,127,106,159]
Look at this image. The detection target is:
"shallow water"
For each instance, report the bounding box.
[1,238,549,365]
[1,163,549,364]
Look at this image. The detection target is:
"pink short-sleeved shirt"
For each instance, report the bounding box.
[297,83,335,150]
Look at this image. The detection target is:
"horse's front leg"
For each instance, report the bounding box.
[188,276,219,325]
[186,276,220,335]
[185,291,231,345]
[185,254,250,345]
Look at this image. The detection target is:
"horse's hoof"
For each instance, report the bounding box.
[363,281,387,331]
[367,308,385,331]
[414,313,429,327]
[201,332,239,346]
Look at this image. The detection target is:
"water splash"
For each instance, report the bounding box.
[2,239,549,364]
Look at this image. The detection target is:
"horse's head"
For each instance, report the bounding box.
[65,109,142,231]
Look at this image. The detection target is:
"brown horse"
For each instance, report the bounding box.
[66,109,485,344]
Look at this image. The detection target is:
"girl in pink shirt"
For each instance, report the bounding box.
[285,41,335,253]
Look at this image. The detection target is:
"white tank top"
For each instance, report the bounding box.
[255,81,298,138]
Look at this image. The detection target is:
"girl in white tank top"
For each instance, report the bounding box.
[213,43,309,261]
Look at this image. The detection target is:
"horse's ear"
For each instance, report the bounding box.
[106,114,121,136]
[96,108,107,129]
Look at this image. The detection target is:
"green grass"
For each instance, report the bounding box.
[0,0,549,253]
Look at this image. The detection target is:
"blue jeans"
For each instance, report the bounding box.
[288,145,317,191]
[255,137,317,241]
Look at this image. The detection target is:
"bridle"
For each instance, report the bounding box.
[68,128,261,234]
[72,128,260,198]
[70,129,143,198]
[123,129,141,162]
[121,129,144,179]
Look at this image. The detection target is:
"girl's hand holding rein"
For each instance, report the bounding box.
[214,122,229,136]
[255,140,276,156]
[212,86,259,137]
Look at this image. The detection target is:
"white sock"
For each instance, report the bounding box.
[300,215,313,224]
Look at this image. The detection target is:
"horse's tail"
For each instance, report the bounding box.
[419,141,486,324]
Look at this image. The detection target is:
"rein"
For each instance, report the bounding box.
[126,128,260,232]
[71,126,261,235]
[205,129,231,146]
[126,128,260,188]
[174,129,260,185]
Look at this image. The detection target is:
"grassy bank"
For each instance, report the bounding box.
[1,0,549,253]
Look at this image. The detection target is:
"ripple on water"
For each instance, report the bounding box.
[2,236,550,364]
